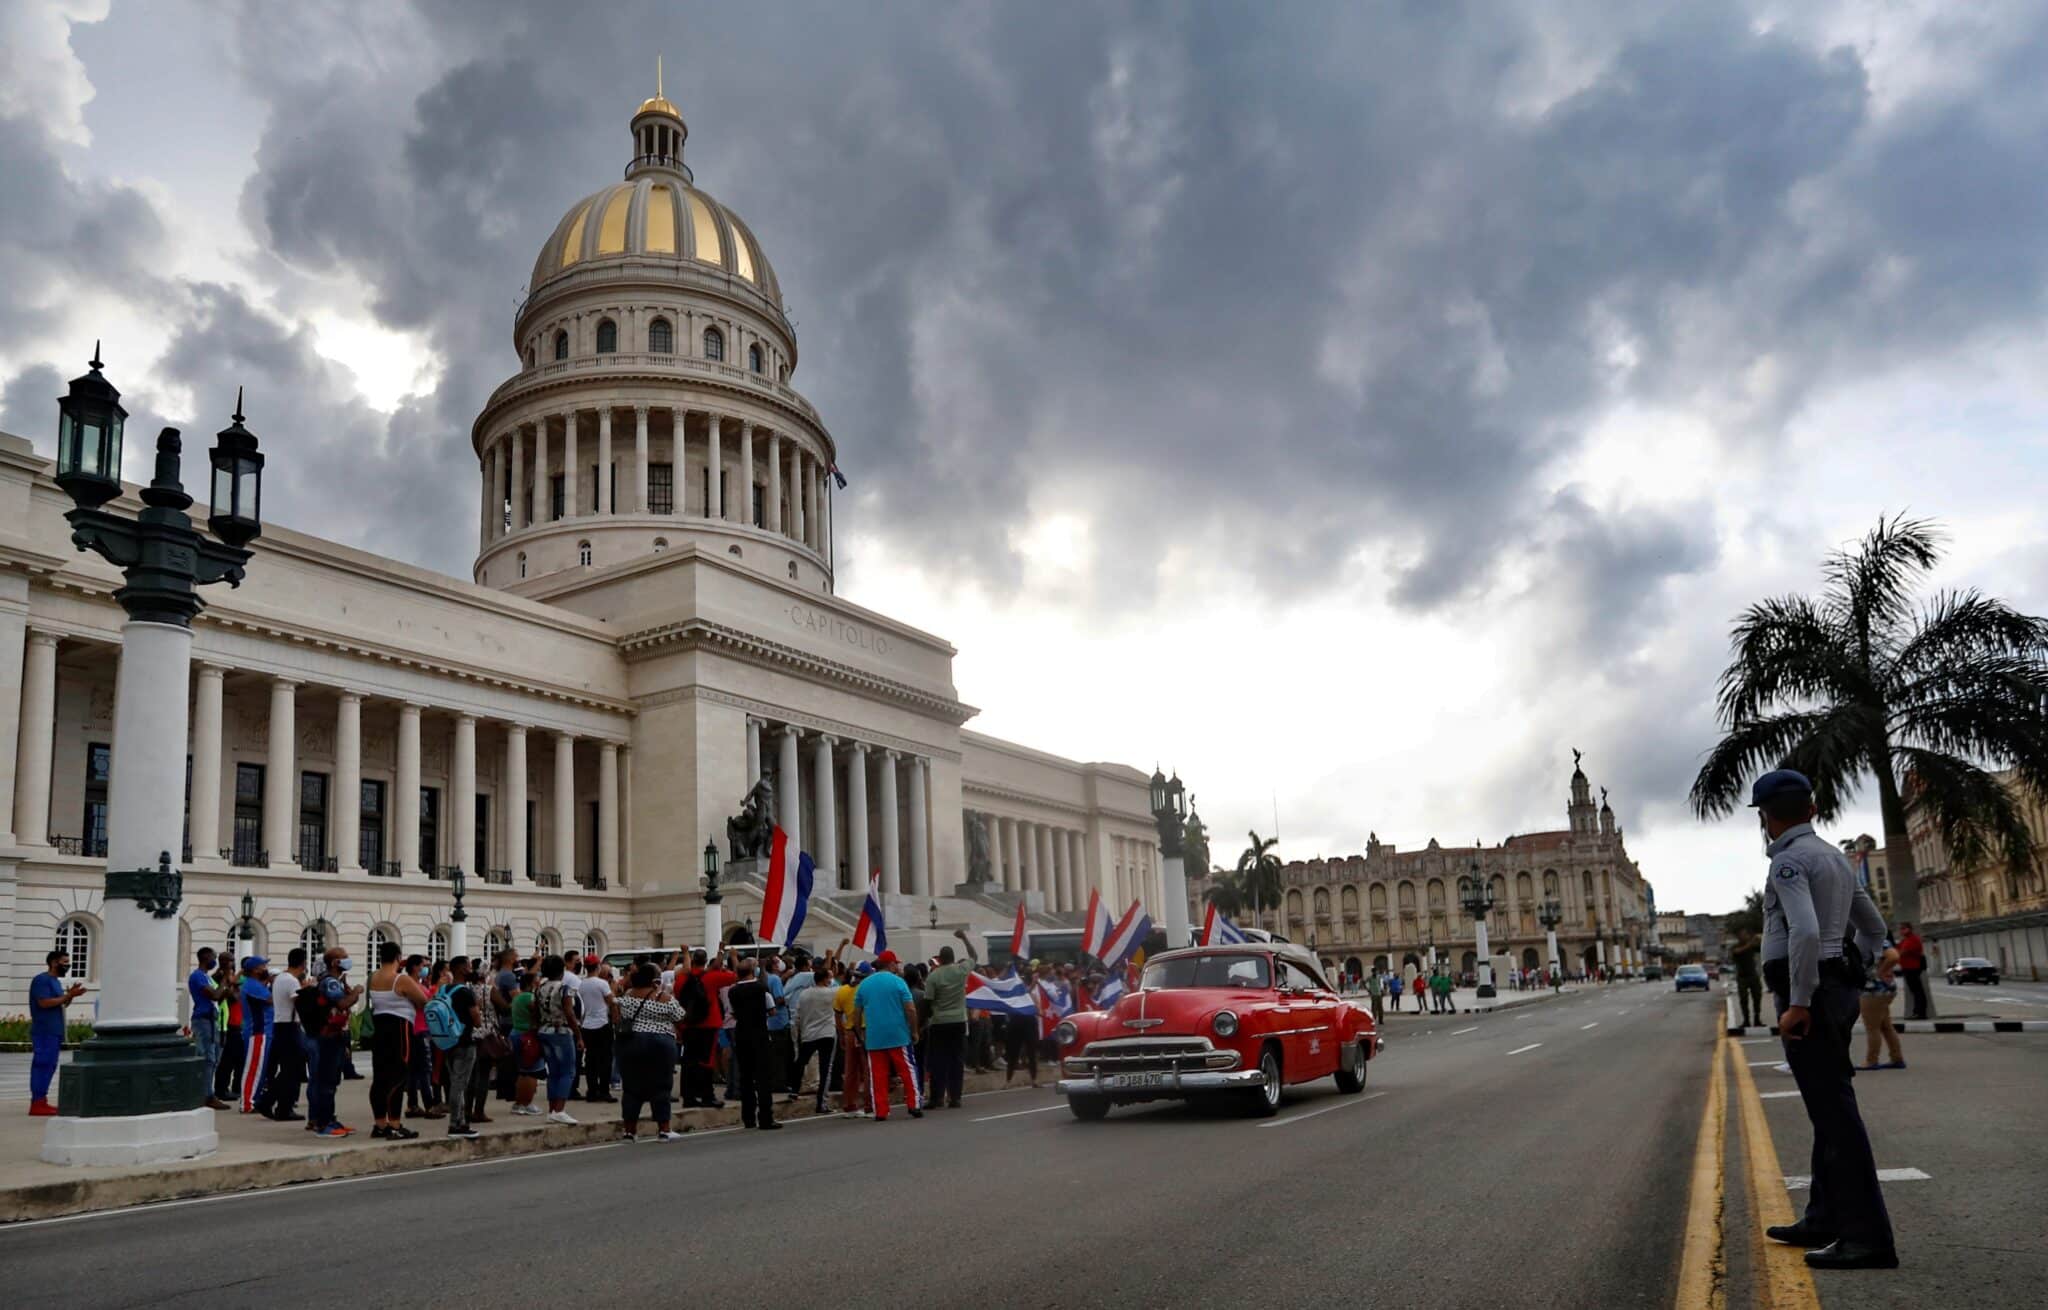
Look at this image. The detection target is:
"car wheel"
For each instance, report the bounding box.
[1242,1046,1283,1118]
[1067,1094,1111,1122]
[1333,1040,1369,1094]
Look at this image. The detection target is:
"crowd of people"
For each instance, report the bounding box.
[159,928,1082,1141]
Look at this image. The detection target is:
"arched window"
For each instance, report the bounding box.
[428,928,449,965]
[648,317,673,353]
[595,319,617,353]
[367,924,394,963]
[652,537,668,553]
[787,561,799,580]
[577,540,593,567]
[748,343,763,373]
[525,348,535,369]
[516,551,528,578]
[300,921,330,959]
[553,330,569,361]
[485,927,507,958]
[582,930,605,959]
[536,928,562,957]
[702,327,724,361]
[56,916,93,982]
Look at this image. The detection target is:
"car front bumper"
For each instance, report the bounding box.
[1056,1068,1269,1097]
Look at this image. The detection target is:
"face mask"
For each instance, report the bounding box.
[53,964,68,978]
[338,958,353,973]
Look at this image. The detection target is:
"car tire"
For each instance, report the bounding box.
[1333,1040,1368,1094]
[1242,1046,1283,1118]
[1067,1094,1111,1122]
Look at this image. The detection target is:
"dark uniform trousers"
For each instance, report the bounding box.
[1770,963,1895,1249]
[733,1029,778,1127]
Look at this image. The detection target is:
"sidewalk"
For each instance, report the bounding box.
[1347,978,1619,1020]
[1722,988,2048,1037]
[0,1066,1015,1222]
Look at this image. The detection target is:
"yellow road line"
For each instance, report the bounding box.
[1673,1033,1728,1310]
[1730,1040,1821,1309]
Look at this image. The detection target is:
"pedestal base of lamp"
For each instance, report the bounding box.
[41,1107,218,1167]
[1476,984,1497,998]
[55,1023,209,1118]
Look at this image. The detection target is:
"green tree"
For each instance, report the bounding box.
[1722,888,1764,939]
[1689,516,2048,927]
[1182,805,1211,882]
[1235,830,1284,931]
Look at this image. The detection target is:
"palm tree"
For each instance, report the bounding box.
[1235,830,1284,931]
[1690,515,2048,927]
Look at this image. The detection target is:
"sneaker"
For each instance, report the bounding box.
[447,1127,481,1140]
[908,1106,924,1119]
[304,1121,319,1131]
[657,1130,685,1141]
[205,1097,230,1111]
[513,1104,542,1116]
[28,1100,58,1118]
[370,1125,391,1139]
[759,1121,783,1130]
[546,1110,578,1125]
[617,1130,638,1142]
[423,1106,447,1118]
[317,1124,354,1138]
[388,1125,419,1140]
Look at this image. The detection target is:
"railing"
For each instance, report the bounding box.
[581,876,608,891]
[369,861,401,878]
[228,848,268,869]
[483,868,513,886]
[424,864,446,881]
[532,871,562,889]
[317,857,339,873]
[481,350,821,429]
[50,834,107,857]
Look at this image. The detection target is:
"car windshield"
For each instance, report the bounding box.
[1678,966,1706,976]
[1142,953,1271,990]
[1958,958,1993,968]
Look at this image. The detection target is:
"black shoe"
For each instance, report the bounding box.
[908,1106,924,1119]
[370,1125,391,1138]
[760,1121,782,1130]
[1766,1222,1837,1248]
[1805,1240,1898,1270]
[447,1127,481,1140]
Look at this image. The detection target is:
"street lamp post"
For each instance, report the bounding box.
[1460,867,1499,998]
[700,840,724,947]
[1150,768,1192,947]
[448,865,469,959]
[1538,897,1564,988]
[235,891,256,962]
[44,349,263,1166]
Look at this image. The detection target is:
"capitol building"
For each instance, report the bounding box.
[0,90,1170,1004]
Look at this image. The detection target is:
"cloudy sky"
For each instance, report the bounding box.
[7,1,2047,916]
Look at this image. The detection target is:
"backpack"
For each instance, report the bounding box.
[678,971,710,1026]
[295,977,329,1031]
[425,984,464,1051]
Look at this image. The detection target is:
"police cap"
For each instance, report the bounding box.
[1748,768,1813,807]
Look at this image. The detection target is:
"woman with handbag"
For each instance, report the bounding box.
[508,971,546,1116]
[612,962,684,1141]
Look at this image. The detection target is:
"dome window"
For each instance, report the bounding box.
[702,327,724,361]
[553,331,569,361]
[596,319,618,354]
[748,343,763,374]
[516,551,528,579]
[648,317,673,353]
[653,537,669,553]
[525,348,535,370]
[577,540,593,567]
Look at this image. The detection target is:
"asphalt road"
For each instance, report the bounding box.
[0,983,1718,1308]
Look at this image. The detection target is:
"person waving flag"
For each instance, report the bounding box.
[758,827,816,948]
[1200,903,1249,946]
[1081,889,1112,960]
[964,970,1036,1016]
[1093,972,1125,1010]
[1099,899,1152,970]
[1008,899,1028,962]
[852,872,886,954]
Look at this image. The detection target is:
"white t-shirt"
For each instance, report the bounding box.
[272,971,302,1024]
[577,973,612,1029]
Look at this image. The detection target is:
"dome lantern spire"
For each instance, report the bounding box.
[628,55,689,181]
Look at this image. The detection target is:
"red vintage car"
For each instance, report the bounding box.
[1054,943,1380,1119]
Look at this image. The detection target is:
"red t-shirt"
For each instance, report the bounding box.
[687,968,738,1028]
[1896,933,1924,970]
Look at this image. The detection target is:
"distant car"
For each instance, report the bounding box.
[1946,957,2000,985]
[1054,943,1378,1120]
[1674,964,1710,992]
[1704,964,1721,980]
[1642,965,1664,982]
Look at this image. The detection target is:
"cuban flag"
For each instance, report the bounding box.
[1036,978,1074,1018]
[1201,903,1249,946]
[1081,889,1113,959]
[1008,899,1029,961]
[852,872,886,954]
[757,826,816,948]
[1099,899,1152,970]
[1091,973,1125,1011]
[965,970,1037,1016]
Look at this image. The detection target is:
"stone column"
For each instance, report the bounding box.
[1020,822,1039,898]
[598,741,619,889]
[776,724,803,854]
[817,463,831,555]
[846,742,870,889]
[187,663,224,860]
[766,431,782,534]
[393,702,421,874]
[811,733,838,882]
[633,406,650,513]
[532,416,549,524]
[1001,817,1021,894]
[1070,831,1087,904]
[597,406,613,514]
[562,408,579,518]
[334,693,361,871]
[262,677,297,867]
[1051,827,1070,913]
[11,631,58,847]
[618,745,632,887]
[707,413,724,520]
[738,422,755,526]
[877,749,901,896]
[745,717,762,784]
[451,714,476,878]
[479,445,493,546]
[1039,825,1059,910]
[907,756,930,898]
[505,726,528,881]
[553,731,575,882]
[792,450,807,545]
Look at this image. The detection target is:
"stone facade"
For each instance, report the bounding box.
[1911,770,2048,981]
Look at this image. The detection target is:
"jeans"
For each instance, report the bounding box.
[540,1032,579,1102]
[1775,981,1895,1249]
[791,1037,836,1106]
[443,1044,477,1132]
[193,1019,221,1098]
[308,1034,346,1129]
[926,1021,966,1107]
[30,1031,61,1102]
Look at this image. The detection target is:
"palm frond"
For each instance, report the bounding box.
[1821,514,1943,657]
[1716,596,1866,725]
[1893,590,2048,690]
[1689,710,1858,819]
[1892,746,2036,878]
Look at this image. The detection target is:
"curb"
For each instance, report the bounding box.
[1724,1019,2047,1036]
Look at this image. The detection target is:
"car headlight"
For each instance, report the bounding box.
[1053,1020,1078,1047]
[1212,1010,1238,1038]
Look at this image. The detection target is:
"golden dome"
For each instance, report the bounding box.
[636,94,682,120]
[528,176,780,307]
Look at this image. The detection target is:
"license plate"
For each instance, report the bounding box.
[1110,1072,1168,1089]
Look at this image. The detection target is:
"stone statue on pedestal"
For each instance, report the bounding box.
[965,812,992,884]
[727,774,775,861]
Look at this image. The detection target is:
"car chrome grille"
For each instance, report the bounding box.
[1065,1036,1239,1075]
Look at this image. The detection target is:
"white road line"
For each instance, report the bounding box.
[1739,1037,1775,1045]
[1580,1022,1599,1030]
[1257,1091,1385,1128]
[1451,1026,1479,1035]
[1748,1059,1782,1066]
[972,1103,1066,1123]
[1759,1091,1801,1099]
[1785,1168,1929,1189]
[1506,1043,1542,1055]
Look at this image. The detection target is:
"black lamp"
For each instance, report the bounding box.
[208,389,264,549]
[54,342,126,510]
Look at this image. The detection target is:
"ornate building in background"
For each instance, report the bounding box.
[1189,759,1654,982]
[1911,768,2048,981]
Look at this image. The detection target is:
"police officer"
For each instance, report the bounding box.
[1751,768,1897,1270]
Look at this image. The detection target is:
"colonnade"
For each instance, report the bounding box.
[479,403,830,555]
[963,809,1157,916]
[745,717,932,898]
